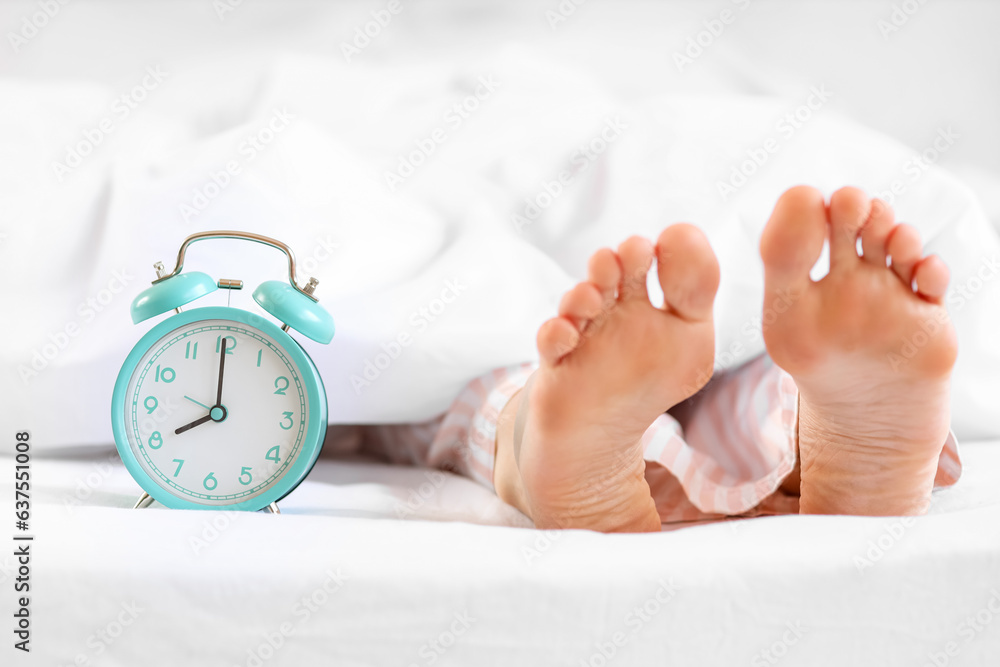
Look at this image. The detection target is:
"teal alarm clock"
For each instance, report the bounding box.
[111,231,334,513]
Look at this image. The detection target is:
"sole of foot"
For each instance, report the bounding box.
[497,224,721,532]
[760,185,957,516]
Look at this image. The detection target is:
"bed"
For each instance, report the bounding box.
[3,1,1000,665]
[3,440,999,666]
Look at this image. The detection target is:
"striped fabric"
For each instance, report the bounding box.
[361,355,962,524]
[359,364,535,487]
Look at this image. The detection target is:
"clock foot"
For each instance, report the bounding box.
[132,492,154,509]
[265,502,280,514]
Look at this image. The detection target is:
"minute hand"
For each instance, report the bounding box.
[216,337,228,405]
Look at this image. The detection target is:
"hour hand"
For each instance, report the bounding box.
[175,414,212,435]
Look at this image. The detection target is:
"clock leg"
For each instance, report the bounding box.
[132,492,154,510]
[265,502,281,514]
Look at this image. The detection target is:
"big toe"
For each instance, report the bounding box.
[760,185,828,292]
[655,223,720,321]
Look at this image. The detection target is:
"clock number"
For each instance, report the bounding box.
[185,342,198,360]
[144,396,158,414]
[148,431,163,449]
[215,335,237,354]
[274,376,289,395]
[155,365,175,383]
[203,472,218,491]
[279,412,294,430]
[238,467,253,486]
[172,459,184,477]
[257,349,262,368]
[265,446,281,464]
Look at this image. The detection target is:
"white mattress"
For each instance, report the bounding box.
[4,441,1000,666]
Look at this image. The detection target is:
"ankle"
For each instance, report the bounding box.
[493,390,531,516]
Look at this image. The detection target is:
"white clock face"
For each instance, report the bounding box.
[124,319,309,506]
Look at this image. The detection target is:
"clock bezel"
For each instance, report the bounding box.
[111,306,327,511]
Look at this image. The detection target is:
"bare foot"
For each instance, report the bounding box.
[494,225,720,532]
[760,185,958,516]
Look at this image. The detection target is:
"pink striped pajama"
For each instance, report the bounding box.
[361,354,962,524]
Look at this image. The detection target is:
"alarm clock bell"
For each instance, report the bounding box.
[128,231,335,343]
[131,271,218,324]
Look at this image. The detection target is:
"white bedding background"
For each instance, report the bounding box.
[3,20,1000,442]
[1,1,1000,666]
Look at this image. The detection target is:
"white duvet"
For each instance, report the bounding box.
[4,48,1000,447]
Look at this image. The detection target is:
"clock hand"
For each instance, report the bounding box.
[184,395,212,410]
[175,414,212,435]
[216,337,228,406]
[175,338,230,436]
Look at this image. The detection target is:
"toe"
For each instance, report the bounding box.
[587,248,622,303]
[558,282,604,330]
[655,223,720,321]
[886,223,924,287]
[861,198,895,266]
[912,255,950,303]
[617,235,655,302]
[536,317,580,366]
[828,186,870,266]
[760,185,827,292]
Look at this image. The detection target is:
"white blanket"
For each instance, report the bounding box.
[4,49,1000,446]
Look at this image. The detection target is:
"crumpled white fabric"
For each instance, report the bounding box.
[3,48,999,447]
